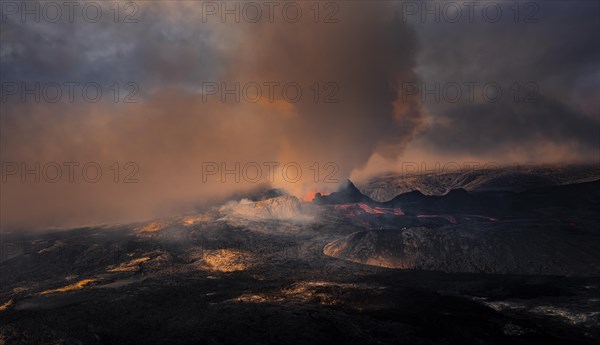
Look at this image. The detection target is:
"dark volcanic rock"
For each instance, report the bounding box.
[313,180,375,205]
[360,164,600,202]
[2,167,600,345]
[324,226,600,276]
[385,188,477,213]
[382,180,600,215]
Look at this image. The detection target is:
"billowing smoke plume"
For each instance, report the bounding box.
[0,1,425,230]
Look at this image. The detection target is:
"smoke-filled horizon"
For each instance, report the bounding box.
[1,1,598,230]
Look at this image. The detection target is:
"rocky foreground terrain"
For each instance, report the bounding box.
[324,226,600,276]
[1,165,599,344]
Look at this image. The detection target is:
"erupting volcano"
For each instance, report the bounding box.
[1,0,599,344]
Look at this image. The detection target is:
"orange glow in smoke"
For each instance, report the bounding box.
[303,191,318,202]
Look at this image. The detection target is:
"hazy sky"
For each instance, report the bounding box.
[1,1,598,229]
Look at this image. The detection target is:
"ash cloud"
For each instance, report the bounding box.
[2,1,598,230]
[409,0,600,162]
[1,1,425,230]
[423,96,599,161]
